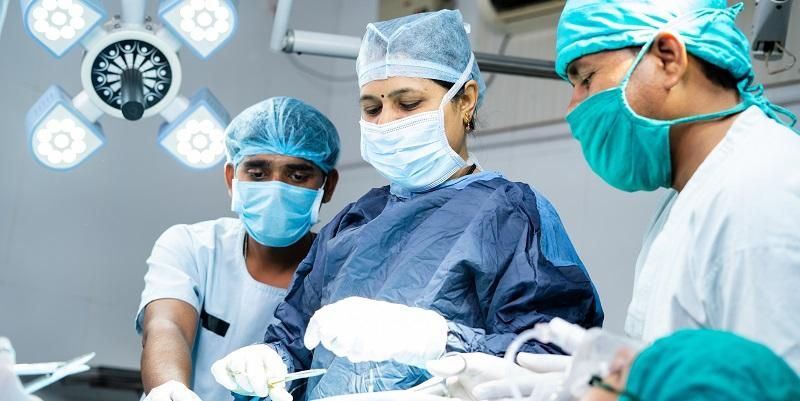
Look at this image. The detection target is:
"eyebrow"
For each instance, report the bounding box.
[283,163,314,172]
[359,88,421,102]
[242,159,269,168]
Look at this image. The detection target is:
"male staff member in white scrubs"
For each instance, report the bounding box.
[136,97,340,401]
[427,2,800,399]
[556,0,800,370]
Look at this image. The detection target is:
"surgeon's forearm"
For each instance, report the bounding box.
[141,319,194,393]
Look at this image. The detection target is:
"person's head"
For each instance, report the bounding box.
[556,0,750,118]
[580,330,800,401]
[224,96,340,195]
[224,97,340,247]
[552,0,787,192]
[356,10,485,192]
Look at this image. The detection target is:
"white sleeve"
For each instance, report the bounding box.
[707,244,800,373]
[135,224,204,335]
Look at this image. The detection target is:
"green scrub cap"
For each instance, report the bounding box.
[624,330,800,401]
[555,0,797,128]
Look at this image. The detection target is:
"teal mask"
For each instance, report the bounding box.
[565,38,750,192]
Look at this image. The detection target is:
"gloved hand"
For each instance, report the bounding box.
[143,381,201,401]
[0,363,33,401]
[426,352,570,401]
[210,344,292,401]
[303,297,448,368]
[0,337,42,401]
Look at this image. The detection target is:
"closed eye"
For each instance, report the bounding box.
[362,105,381,116]
[399,101,421,111]
[581,71,595,88]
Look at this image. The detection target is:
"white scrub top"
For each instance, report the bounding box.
[625,106,800,373]
[136,218,289,401]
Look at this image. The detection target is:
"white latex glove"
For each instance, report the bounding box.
[426,353,570,401]
[0,338,41,401]
[303,297,448,368]
[210,344,292,401]
[143,381,202,401]
[0,363,32,401]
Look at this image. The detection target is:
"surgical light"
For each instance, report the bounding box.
[159,0,238,59]
[21,0,105,58]
[158,88,230,169]
[79,23,183,121]
[25,86,104,170]
[22,0,237,171]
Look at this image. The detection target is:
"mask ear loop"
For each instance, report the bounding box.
[434,53,477,171]
[619,38,655,91]
[619,29,749,127]
[230,178,242,213]
[438,52,476,109]
[618,5,745,122]
[309,176,327,225]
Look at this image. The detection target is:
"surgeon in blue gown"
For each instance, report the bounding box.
[212,10,603,401]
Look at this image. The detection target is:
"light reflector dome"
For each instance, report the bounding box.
[26,86,105,170]
[21,0,106,58]
[159,0,238,59]
[158,88,229,169]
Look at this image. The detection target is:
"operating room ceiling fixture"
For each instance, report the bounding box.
[752,0,796,75]
[21,0,237,171]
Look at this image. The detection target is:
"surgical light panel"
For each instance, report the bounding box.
[21,0,105,58]
[26,86,104,170]
[158,88,229,169]
[159,0,238,59]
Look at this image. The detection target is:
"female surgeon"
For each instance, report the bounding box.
[212,10,604,401]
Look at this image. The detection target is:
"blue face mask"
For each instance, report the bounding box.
[565,37,750,192]
[359,54,475,192]
[231,179,324,247]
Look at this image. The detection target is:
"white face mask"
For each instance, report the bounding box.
[359,53,475,192]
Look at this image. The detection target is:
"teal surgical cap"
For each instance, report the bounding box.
[356,9,486,110]
[555,0,750,80]
[624,330,800,401]
[555,0,797,128]
[225,97,340,173]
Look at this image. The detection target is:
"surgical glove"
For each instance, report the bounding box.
[0,363,32,401]
[473,353,568,401]
[143,381,202,401]
[0,339,39,401]
[210,344,291,401]
[304,297,448,368]
[426,353,569,401]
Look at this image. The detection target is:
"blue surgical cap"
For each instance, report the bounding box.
[356,9,486,109]
[225,97,340,173]
[556,0,797,128]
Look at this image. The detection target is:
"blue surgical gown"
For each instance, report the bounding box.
[249,172,603,400]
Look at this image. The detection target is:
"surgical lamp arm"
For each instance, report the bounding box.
[121,0,148,25]
[269,0,560,80]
